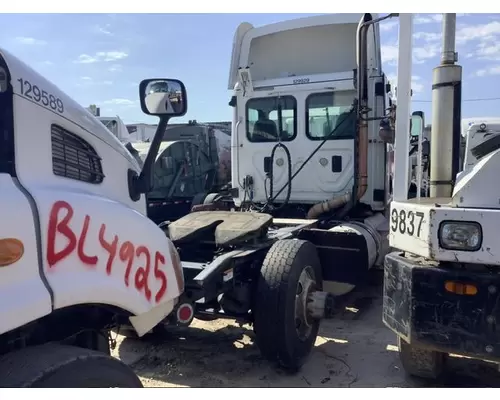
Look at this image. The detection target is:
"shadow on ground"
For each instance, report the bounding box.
[114,270,500,387]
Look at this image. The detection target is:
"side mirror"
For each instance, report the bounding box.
[130,78,187,201]
[410,111,424,137]
[139,78,187,117]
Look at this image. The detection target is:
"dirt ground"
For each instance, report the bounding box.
[112,271,500,388]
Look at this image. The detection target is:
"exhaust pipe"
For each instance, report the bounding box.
[429,14,462,198]
[307,13,373,219]
[307,13,399,220]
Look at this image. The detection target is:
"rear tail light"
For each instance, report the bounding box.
[176,302,194,325]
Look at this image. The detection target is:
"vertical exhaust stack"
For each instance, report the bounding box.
[430,14,462,198]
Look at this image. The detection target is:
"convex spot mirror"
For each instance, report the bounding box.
[140,78,187,117]
[410,111,424,137]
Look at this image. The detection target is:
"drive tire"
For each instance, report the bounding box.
[398,336,445,380]
[253,239,322,372]
[0,343,143,388]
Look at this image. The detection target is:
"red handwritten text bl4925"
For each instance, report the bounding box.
[47,200,168,304]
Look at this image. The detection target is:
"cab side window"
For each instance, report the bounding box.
[246,96,297,142]
[306,91,356,140]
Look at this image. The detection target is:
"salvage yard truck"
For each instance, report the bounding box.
[383,14,500,380]
[127,12,429,372]
[0,47,189,387]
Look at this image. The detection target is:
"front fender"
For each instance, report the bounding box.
[36,189,183,332]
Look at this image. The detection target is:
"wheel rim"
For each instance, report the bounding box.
[294,265,317,341]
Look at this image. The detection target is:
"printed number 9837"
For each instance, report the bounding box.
[390,208,425,237]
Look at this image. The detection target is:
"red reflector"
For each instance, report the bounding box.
[177,303,194,323]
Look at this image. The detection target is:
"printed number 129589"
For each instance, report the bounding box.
[17,78,64,114]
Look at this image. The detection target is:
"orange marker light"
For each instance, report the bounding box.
[0,238,24,267]
[445,281,478,296]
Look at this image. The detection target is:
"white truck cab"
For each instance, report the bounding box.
[228,14,389,212]
[0,47,188,387]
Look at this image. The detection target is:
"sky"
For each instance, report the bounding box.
[0,13,499,125]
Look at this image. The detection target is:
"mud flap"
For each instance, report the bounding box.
[129,298,177,337]
[383,252,500,362]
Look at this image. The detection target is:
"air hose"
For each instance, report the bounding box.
[264,141,292,213]
[261,106,357,213]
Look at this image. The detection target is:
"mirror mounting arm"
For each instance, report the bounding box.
[135,115,170,195]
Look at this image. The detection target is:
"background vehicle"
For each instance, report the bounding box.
[382,14,500,380]
[96,116,231,224]
[159,13,415,371]
[0,48,187,387]
[134,121,231,224]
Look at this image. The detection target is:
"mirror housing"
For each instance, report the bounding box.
[379,118,395,144]
[139,78,187,117]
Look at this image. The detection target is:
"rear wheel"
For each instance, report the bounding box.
[253,239,323,371]
[0,344,143,388]
[398,336,445,380]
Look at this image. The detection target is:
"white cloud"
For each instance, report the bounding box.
[74,51,128,64]
[453,21,500,61]
[413,32,441,42]
[16,37,47,45]
[381,45,399,64]
[411,20,500,64]
[456,21,500,44]
[413,44,440,63]
[75,54,98,64]
[97,51,128,61]
[377,14,469,33]
[94,24,113,35]
[103,98,136,106]
[380,20,398,32]
[476,41,500,61]
[475,65,500,77]
[414,14,443,24]
[76,77,113,87]
[382,43,439,65]
[108,64,123,72]
[377,14,470,35]
[414,13,469,25]
[410,76,424,93]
